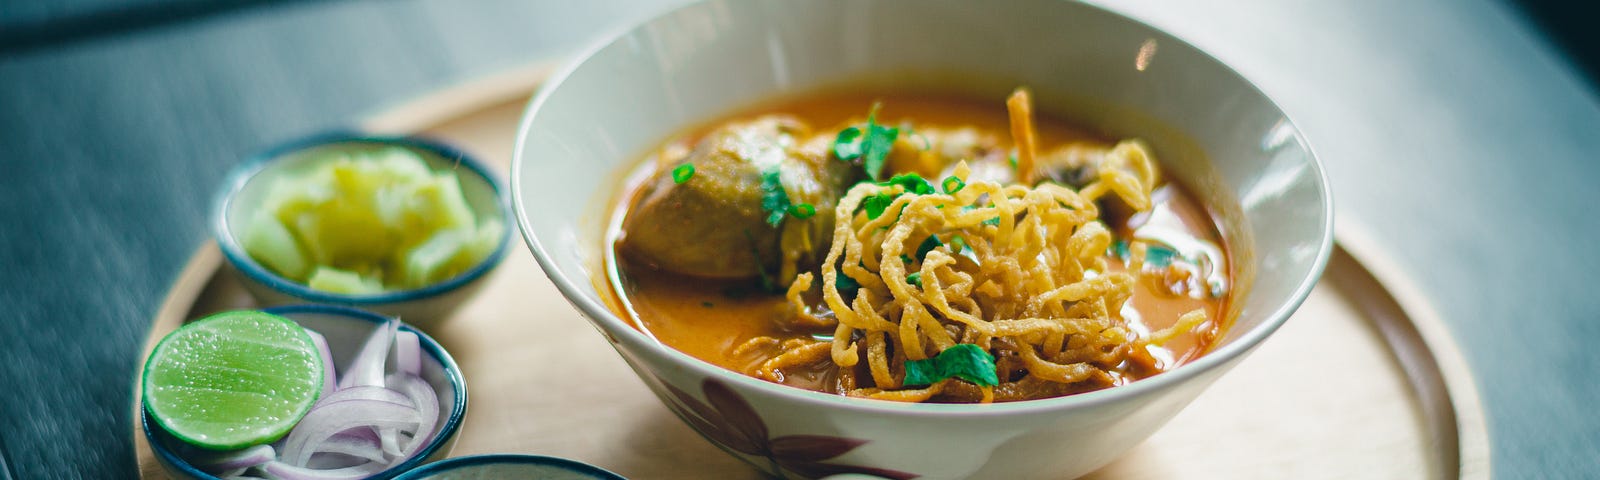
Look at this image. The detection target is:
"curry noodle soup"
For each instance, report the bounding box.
[601,89,1230,403]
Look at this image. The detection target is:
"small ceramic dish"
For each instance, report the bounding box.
[213,133,512,329]
[511,0,1333,478]
[391,454,626,480]
[143,305,469,480]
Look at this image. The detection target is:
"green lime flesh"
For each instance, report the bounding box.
[142,310,324,450]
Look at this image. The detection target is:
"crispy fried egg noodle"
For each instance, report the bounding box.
[763,140,1208,403]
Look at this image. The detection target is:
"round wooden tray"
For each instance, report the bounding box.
[133,64,1489,479]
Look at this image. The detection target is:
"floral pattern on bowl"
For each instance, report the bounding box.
[659,377,919,480]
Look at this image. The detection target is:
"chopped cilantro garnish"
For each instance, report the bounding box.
[902,344,998,387]
[881,173,934,195]
[915,235,943,260]
[701,301,714,308]
[906,271,923,287]
[831,104,900,181]
[982,216,1001,226]
[788,203,816,219]
[833,127,863,160]
[1146,245,1178,268]
[835,267,861,297]
[1110,239,1130,261]
[862,194,895,220]
[1008,154,1018,169]
[941,175,965,194]
[759,168,791,227]
[950,235,968,254]
[672,163,695,184]
[861,123,898,181]
[900,254,914,264]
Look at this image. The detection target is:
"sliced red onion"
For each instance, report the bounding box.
[262,460,388,480]
[310,430,387,464]
[318,385,414,409]
[305,330,336,399]
[281,399,422,466]
[378,427,403,458]
[393,331,421,377]
[339,319,398,389]
[176,319,447,480]
[305,452,374,471]
[388,373,439,457]
[191,444,274,473]
[329,426,379,444]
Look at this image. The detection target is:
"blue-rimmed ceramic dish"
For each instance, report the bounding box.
[392,454,626,480]
[213,133,512,329]
[143,305,469,480]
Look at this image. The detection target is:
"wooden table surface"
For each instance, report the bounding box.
[2,1,1598,478]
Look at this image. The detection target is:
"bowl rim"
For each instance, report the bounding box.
[390,454,626,480]
[142,304,470,480]
[212,132,514,305]
[511,0,1335,416]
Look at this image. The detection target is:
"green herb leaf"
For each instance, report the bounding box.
[941,175,966,194]
[862,123,899,181]
[903,357,943,387]
[701,301,715,308]
[835,266,861,297]
[833,127,863,160]
[950,235,968,254]
[938,344,1000,386]
[833,104,901,180]
[902,344,998,387]
[906,271,923,287]
[982,216,1001,226]
[862,194,895,220]
[881,173,934,195]
[672,163,695,184]
[759,168,791,227]
[1008,154,1018,169]
[915,235,943,260]
[1146,245,1177,268]
[788,203,816,220]
[1109,239,1130,261]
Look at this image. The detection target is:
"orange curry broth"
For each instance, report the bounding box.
[599,90,1229,397]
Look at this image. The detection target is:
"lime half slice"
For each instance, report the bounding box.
[142,310,324,450]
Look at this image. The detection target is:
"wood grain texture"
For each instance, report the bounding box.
[134,76,1489,479]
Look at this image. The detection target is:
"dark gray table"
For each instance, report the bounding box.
[2,0,1596,478]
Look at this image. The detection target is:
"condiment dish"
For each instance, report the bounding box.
[143,305,469,480]
[511,0,1333,478]
[391,454,625,480]
[213,134,512,330]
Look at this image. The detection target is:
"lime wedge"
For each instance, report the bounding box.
[142,310,324,450]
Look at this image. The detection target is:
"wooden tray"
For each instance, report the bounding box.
[134,64,1490,479]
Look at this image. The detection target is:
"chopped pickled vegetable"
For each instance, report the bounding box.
[242,146,501,293]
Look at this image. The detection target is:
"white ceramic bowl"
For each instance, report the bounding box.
[143,305,469,480]
[512,0,1333,478]
[213,134,512,330]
